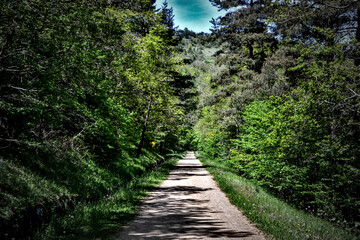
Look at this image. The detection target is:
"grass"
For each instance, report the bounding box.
[196,152,357,240]
[33,154,182,240]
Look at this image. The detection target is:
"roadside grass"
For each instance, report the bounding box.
[33,154,182,240]
[197,153,357,240]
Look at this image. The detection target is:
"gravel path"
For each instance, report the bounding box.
[113,152,267,239]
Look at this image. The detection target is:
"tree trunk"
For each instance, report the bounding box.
[248,43,254,60]
[137,98,152,158]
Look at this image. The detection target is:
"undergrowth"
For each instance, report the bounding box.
[196,152,357,240]
[33,153,181,240]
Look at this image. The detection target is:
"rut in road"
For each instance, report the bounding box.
[113,152,267,239]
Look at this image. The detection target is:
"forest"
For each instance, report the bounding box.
[0,0,359,239]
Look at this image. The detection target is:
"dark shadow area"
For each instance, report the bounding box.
[169,172,208,176]
[154,186,214,195]
[168,172,209,180]
[166,165,209,181]
[157,186,213,192]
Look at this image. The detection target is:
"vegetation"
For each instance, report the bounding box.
[0,0,187,238]
[198,152,356,240]
[1,0,359,238]
[193,0,360,236]
[33,154,180,240]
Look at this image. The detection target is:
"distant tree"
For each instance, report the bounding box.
[109,0,156,11]
[209,17,221,34]
[159,0,179,44]
[179,27,197,39]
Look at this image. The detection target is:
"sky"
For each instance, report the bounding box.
[155,0,226,33]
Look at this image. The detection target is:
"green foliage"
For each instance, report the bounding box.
[195,1,360,236]
[0,0,187,238]
[33,153,181,240]
[199,153,357,240]
[229,40,360,232]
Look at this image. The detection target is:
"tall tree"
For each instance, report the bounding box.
[273,0,359,41]
[159,0,178,44]
[203,0,277,144]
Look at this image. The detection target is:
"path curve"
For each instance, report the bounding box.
[113,152,267,239]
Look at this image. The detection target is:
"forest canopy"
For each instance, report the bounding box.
[0,0,359,238]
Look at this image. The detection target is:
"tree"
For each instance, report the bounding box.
[127,30,180,157]
[159,0,178,44]
[201,0,278,148]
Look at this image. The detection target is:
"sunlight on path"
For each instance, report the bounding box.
[112,152,266,239]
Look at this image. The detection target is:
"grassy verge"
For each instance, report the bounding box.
[196,152,357,240]
[33,153,182,240]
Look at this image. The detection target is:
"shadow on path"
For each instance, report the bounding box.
[114,152,257,239]
[124,186,254,239]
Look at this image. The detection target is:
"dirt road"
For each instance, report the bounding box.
[113,152,267,239]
